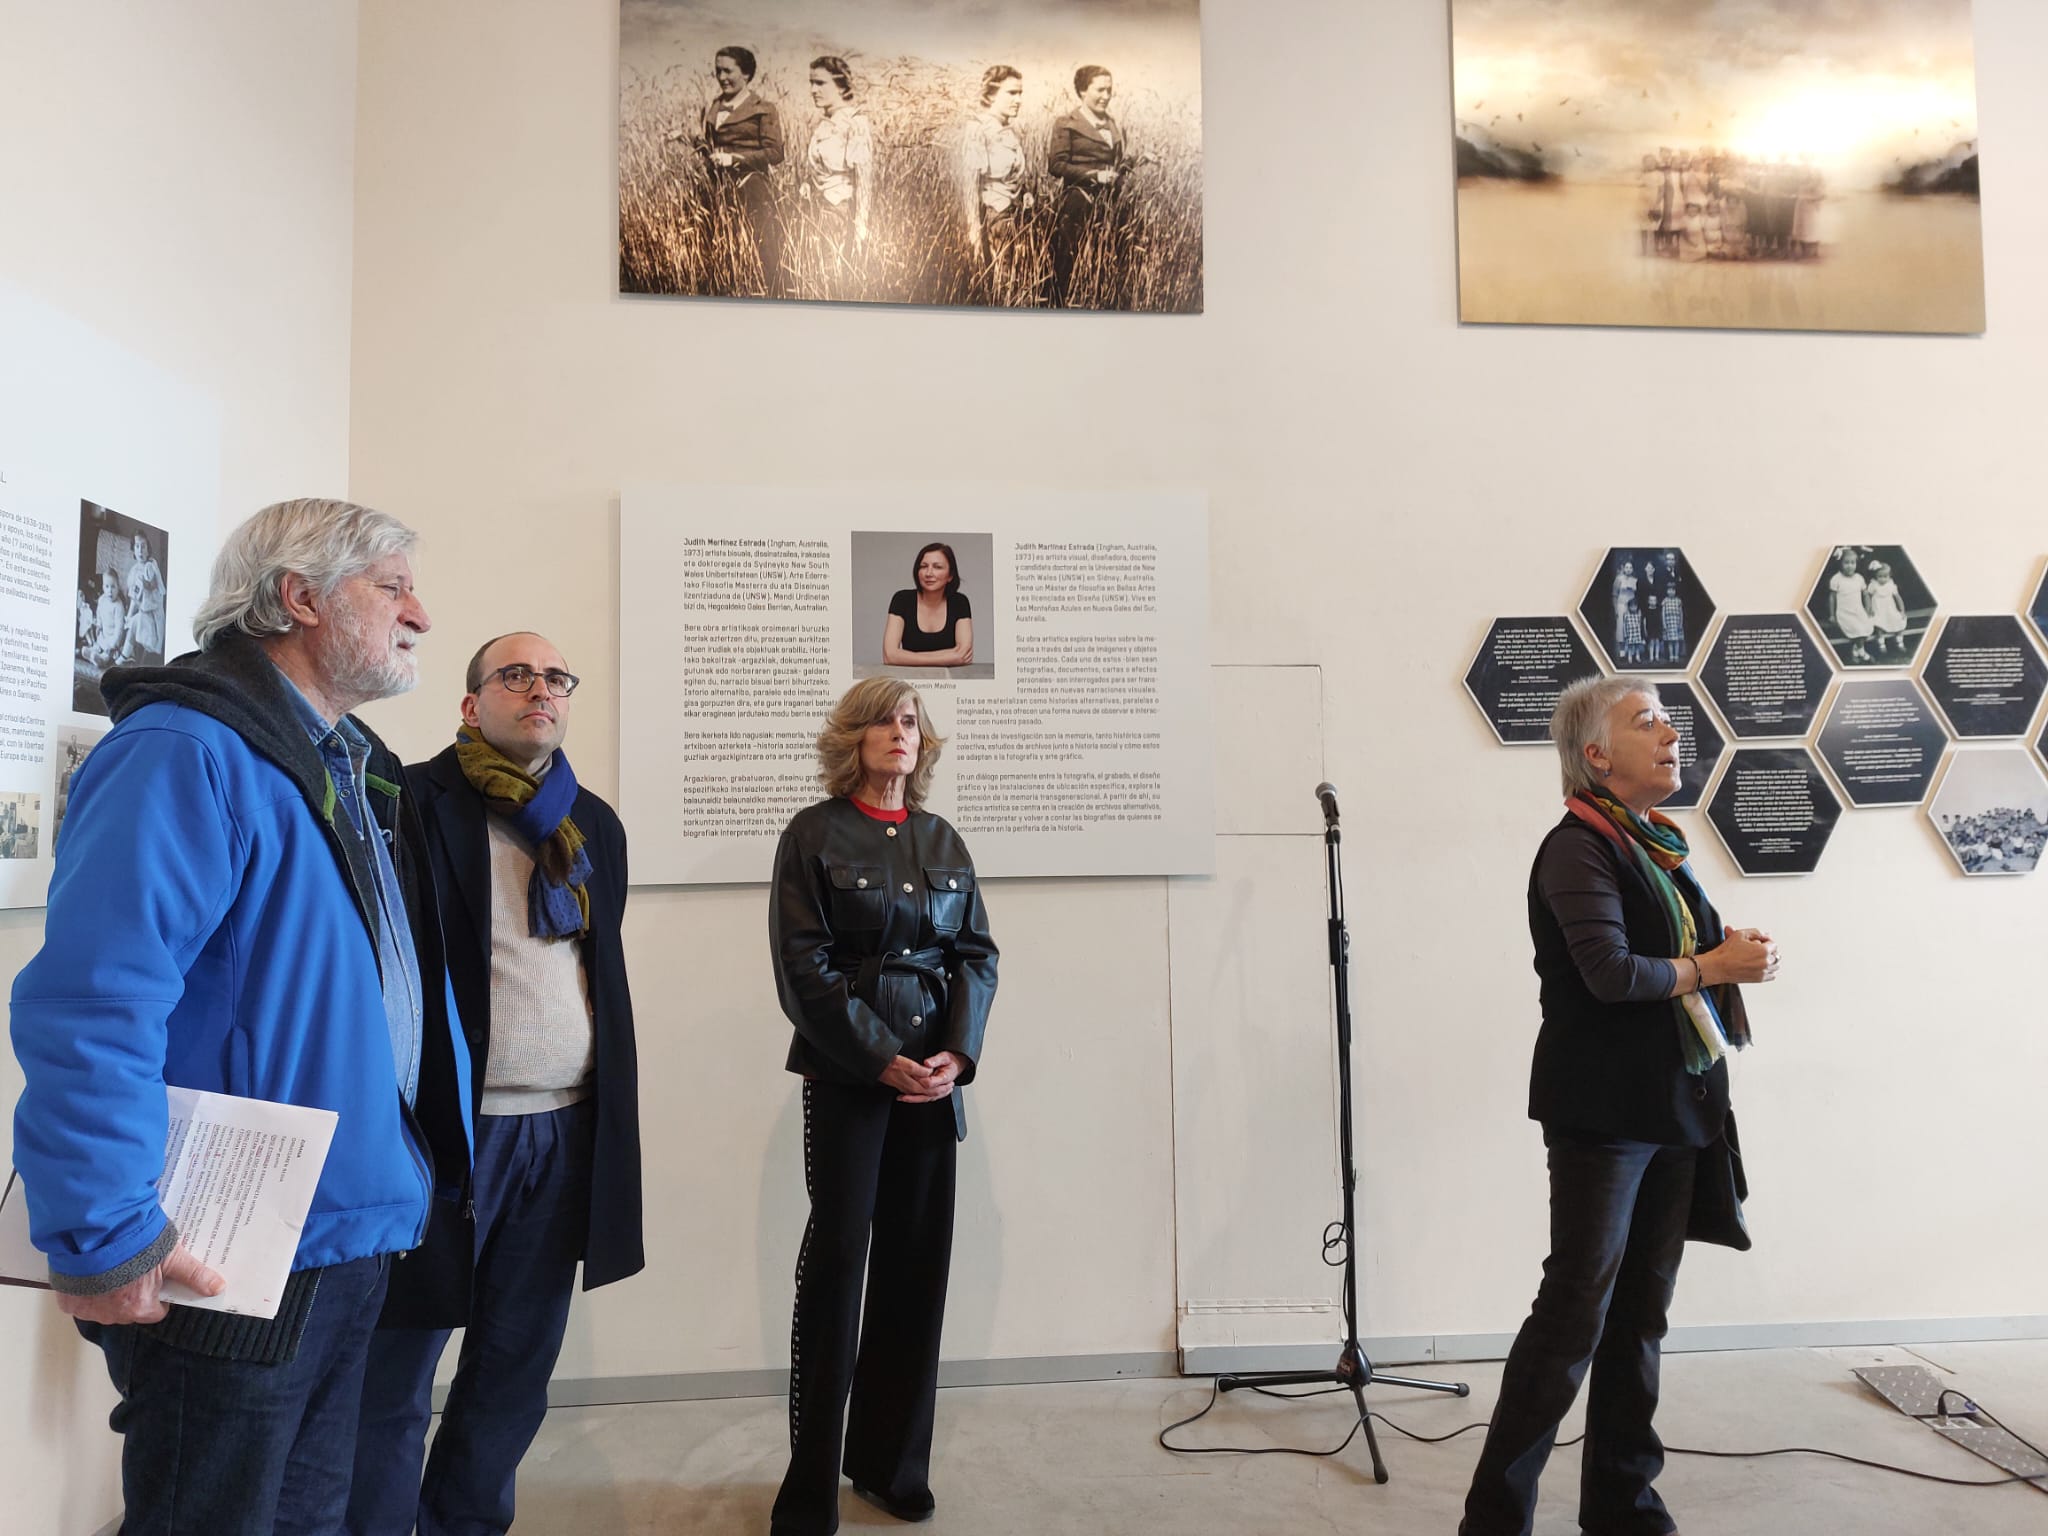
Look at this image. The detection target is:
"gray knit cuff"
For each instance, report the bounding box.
[46,1221,179,1297]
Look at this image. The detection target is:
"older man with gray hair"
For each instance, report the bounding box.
[9,497,474,1535]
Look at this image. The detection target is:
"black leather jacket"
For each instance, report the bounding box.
[770,798,998,1133]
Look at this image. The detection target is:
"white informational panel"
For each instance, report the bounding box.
[620,486,1214,883]
[0,285,221,908]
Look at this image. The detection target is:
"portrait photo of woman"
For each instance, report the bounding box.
[851,531,996,681]
[885,543,972,668]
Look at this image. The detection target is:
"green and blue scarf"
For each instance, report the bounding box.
[1566,789,1751,1074]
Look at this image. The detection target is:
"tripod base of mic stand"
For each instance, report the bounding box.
[1216,1344,1470,1485]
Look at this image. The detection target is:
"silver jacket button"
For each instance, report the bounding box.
[856,877,867,888]
[903,882,914,893]
[911,1015,923,1026]
[902,948,912,956]
[885,826,897,837]
[948,878,959,889]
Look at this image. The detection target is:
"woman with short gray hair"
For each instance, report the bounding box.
[1460,674,1779,1536]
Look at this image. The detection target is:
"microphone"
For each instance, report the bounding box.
[1315,782,1340,827]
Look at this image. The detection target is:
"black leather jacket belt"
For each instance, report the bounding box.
[769,797,999,1131]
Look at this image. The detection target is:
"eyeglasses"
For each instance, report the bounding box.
[484,664,580,698]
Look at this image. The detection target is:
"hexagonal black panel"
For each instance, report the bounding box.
[1815,678,1948,808]
[1805,545,1937,669]
[1463,617,1606,745]
[1928,749,2048,877]
[1923,615,2048,739]
[1577,548,1714,673]
[1697,615,1833,739]
[2028,566,2048,654]
[1654,679,1724,811]
[1706,746,1843,877]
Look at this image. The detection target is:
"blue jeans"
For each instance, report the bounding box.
[83,1254,390,1536]
[348,1101,594,1536]
[1460,1130,1696,1536]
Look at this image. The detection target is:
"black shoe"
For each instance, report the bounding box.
[850,1484,936,1523]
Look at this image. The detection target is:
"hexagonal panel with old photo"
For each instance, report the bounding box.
[1815,677,1948,808]
[1652,679,1724,811]
[1922,615,2048,739]
[1576,548,1713,673]
[1927,749,2048,877]
[1804,545,1935,669]
[1706,746,1841,877]
[1697,614,1832,739]
[1463,617,1606,745]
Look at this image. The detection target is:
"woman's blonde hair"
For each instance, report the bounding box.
[817,678,945,810]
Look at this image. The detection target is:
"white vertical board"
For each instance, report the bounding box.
[1170,665,1342,1352]
[0,284,222,907]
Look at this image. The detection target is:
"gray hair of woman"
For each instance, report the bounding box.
[193,497,417,650]
[1552,673,1662,797]
[816,677,945,811]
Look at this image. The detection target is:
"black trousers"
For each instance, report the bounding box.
[1459,1129,1696,1536]
[772,1080,958,1535]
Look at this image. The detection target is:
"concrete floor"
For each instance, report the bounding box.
[496,1341,2048,1534]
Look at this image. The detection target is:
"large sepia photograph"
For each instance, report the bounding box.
[1450,0,1985,334]
[618,0,1203,311]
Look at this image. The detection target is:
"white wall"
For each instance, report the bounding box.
[345,0,2048,1395]
[0,3,361,1529]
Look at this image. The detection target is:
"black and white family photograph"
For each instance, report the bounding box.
[850,530,996,681]
[53,724,104,852]
[73,498,170,717]
[1804,544,1936,667]
[0,790,41,861]
[1929,749,2048,877]
[618,0,1203,310]
[1577,547,1712,672]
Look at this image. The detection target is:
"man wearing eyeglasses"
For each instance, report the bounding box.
[348,633,644,1536]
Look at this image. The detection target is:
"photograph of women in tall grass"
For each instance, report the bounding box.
[618,0,1204,311]
[1450,0,1985,334]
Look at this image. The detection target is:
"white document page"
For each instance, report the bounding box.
[0,1087,337,1320]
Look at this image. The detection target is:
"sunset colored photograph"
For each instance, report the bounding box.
[1451,0,1985,333]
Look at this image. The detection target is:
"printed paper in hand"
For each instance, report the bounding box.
[0,1087,337,1321]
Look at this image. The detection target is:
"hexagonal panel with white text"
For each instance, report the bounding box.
[1463,617,1605,745]
[1655,679,1725,811]
[1706,746,1842,876]
[1815,677,1948,808]
[1697,615,1832,739]
[1922,615,2048,739]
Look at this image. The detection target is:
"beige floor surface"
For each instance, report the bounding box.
[489,1340,2048,1534]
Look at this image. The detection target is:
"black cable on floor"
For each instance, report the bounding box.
[1158,1377,2048,1491]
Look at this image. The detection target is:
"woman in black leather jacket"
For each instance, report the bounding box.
[767,678,998,1535]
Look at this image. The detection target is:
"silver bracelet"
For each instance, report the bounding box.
[1690,955,1704,992]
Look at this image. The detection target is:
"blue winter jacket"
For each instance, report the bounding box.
[9,636,473,1296]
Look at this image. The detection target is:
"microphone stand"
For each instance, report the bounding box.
[1214,790,1468,1483]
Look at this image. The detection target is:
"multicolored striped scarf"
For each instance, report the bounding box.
[1565,789,1751,1074]
[454,727,591,939]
